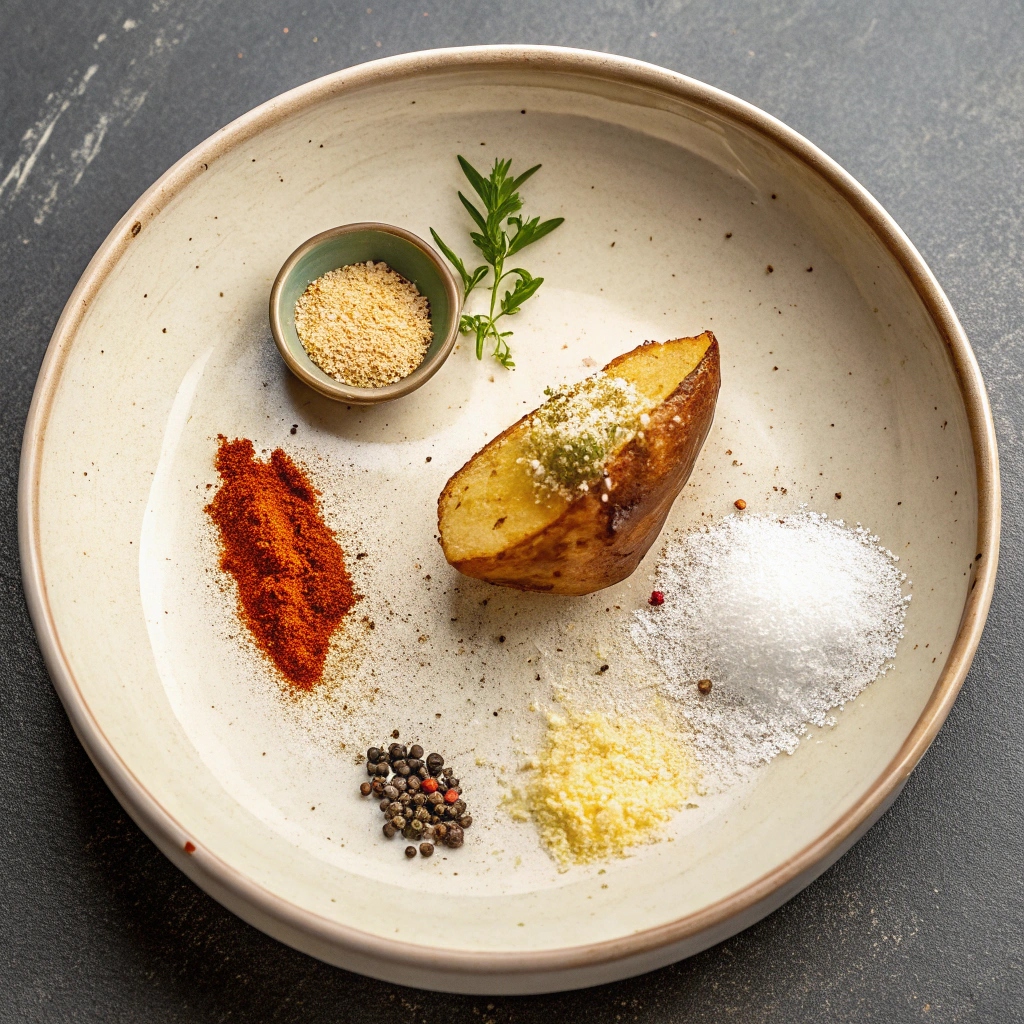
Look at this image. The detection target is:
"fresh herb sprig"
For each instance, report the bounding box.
[431,156,563,368]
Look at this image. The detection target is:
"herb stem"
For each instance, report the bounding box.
[430,156,563,369]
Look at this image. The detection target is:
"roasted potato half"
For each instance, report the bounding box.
[437,332,721,595]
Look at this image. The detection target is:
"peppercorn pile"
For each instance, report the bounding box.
[359,741,471,859]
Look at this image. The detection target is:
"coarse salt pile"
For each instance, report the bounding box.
[631,509,911,787]
[294,261,432,388]
[505,706,699,867]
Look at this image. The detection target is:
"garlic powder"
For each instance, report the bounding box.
[294,261,432,388]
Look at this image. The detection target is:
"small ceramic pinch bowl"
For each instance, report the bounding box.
[269,221,462,404]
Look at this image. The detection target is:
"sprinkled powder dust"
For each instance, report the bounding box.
[631,509,911,787]
[520,372,655,499]
[504,706,700,867]
[294,261,432,388]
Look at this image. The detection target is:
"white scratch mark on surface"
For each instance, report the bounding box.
[0,65,98,208]
[71,115,111,188]
[0,0,187,227]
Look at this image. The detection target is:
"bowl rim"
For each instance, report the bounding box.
[18,44,1001,983]
[269,221,463,405]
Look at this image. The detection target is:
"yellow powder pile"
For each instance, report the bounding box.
[293,261,433,388]
[506,707,699,867]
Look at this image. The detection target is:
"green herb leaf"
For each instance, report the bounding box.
[467,264,489,293]
[457,192,488,234]
[507,215,565,256]
[431,229,470,290]
[501,269,544,316]
[459,313,480,335]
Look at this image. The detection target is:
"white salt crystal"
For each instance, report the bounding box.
[631,508,911,787]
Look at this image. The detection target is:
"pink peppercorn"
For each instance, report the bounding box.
[444,788,459,804]
[649,591,665,606]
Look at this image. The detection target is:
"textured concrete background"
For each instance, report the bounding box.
[1,1,1021,1020]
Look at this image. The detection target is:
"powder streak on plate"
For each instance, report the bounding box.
[631,510,911,788]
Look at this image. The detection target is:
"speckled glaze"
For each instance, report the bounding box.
[18,47,999,994]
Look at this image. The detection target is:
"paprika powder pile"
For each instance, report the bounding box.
[207,436,357,690]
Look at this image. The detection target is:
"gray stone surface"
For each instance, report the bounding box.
[1,1,1020,1020]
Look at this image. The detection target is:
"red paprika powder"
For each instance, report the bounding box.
[207,436,356,690]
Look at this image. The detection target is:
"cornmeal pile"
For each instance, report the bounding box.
[507,706,699,867]
[294,261,432,388]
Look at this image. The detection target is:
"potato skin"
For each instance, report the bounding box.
[444,336,720,595]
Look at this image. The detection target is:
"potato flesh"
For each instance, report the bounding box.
[440,336,712,564]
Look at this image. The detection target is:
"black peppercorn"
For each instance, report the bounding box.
[367,741,471,860]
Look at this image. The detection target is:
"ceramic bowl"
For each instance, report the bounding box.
[18,46,999,995]
[269,222,462,404]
